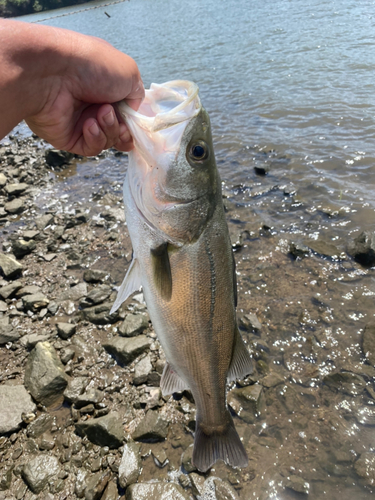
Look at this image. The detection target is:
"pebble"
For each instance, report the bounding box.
[75,412,125,448]
[83,269,109,283]
[133,355,153,385]
[103,335,151,365]
[56,322,76,340]
[284,475,310,495]
[22,454,60,494]
[119,313,149,337]
[118,441,141,488]
[26,414,53,439]
[239,312,262,332]
[0,385,36,435]
[64,377,89,403]
[35,213,54,230]
[132,410,169,442]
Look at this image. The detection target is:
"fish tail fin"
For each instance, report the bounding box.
[192,412,248,473]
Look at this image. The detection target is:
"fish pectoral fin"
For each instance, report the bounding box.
[151,242,172,301]
[227,329,254,383]
[110,258,142,314]
[160,362,189,396]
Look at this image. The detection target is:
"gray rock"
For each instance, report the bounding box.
[5,183,28,196]
[118,442,141,488]
[0,253,23,279]
[84,471,110,500]
[0,326,20,345]
[22,293,49,312]
[24,342,68,406]
[132,410,169,442]
[323,371,366,396]
[0,281,22,299]
[0,173,7,187]
[64,377,89,403]
[45,149,73,168]
[101,481,118,500]
[261,372,284,388]
[119,313,148,337]
[354,452,375,486]
[103,335,151,365]
[15,285,40,298]
[181,444,196,473]
[363,323,375,366]
[133,355,153,386]
[285,475,310,495]
[126,482,190,500]
[59,282,87,302]
[56,322,76,340]
[11,239,36,258]
[289,242,309,259]
[239,313,262,332]
[75,412,125,448]
[82,302,118,325]
[35,214,54,231]
[22,455,60,493]
[75,469,89,498]
[47,301,59,315]
[4,199,24,214]
[188,473,205,496]
[22,230,40,241]
[20,333,51,349]
[0,466,12,491]
[349,231,375,267]
[212,477,239,499]
[80,285,112,308]
[0,385,36,434]
[83,269,109,283]
[0,301,7,313]
[228,384,265,424]
[26,414,53,438]
[75,388,104,408]
[60,347,75,364]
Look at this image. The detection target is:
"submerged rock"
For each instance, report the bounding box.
[348,231,375,267]
[285,475,310,495]
[0,385,36,434]
[239,313,262,332]
[125,481,190,500]
[227,384,265,423]
[354,452,375,486]
[75,412,125,448]
[132,410,169,442]
[118,441,141,488]
[363,323,375,366]
[323,371,366,396]
[22,454,60,493]
[103,335,151,365]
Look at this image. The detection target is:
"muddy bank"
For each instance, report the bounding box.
[0,133,374,499]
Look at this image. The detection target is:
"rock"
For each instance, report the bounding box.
[289,242,309,259]
[0,325,20,345]
[189,473,205,496]
[35,214,54,230]
[75,388,104,408]
[11,239,36,258]
[82,302,118,325]
[285,475,310,495]
[101,481,118,500]
[126,482,190,500]
[60,347,75,364]
[354,452,375,486]
[15,285,40,298]
[254,164,270,175]
[45,149,73,168]
[59,282,87,302]
[75,412,125,448]
[0,173,7,187]
[75,469,89,497]
[83,269,109,283]
[348,231,375,267]
[64,377,89,403]
[26,414,53,438]
[22,455,60,493]
[84,471,110,500]
[355,406,375,426]
[261,372,284,388]
[119,313,148,337]
[0,385,36,434]
[103,335,151,365]
[5,183,29,196]
[56,322,76,340]
[22,293,49,312]
[22,230,40,241]
[0,253,23,279]
[118,441,141,488]
[0,301,7,313]
[0,466,12,491]
[24,342,68,406]
[0,281,22,299]
[239,313,262,332]
[80,285,112,308]
[20,333,51,349]
[323,371,366,396]
[133,355,153,385]
[228,384,265,424]
[181,444,196,473]
[132,410,169,442]
[4,199,24,214]
[363,324,375,366]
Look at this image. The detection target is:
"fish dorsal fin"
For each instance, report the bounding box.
[160,362,189,396]
[151,242,172,301]
[110,258,142,314]
[227,329,254,383]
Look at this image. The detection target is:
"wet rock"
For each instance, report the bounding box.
[355,406,375,426]
[363,323,375,366]
[83,269,109,283]
[289,242,309,259]
[101,481,118,500]
[0,467,12,491]
[307,238,341,259]
[254,164,270,175]
[4,198,24,214]
[84,471,110,500]
[20,333,51,349]
[239,313,261,332]
[59,282,87,302]
[323,371,366,396]
[64,377,89,403]
[45,149,73,167]
[82,302,118,325]
[190,473,205,496]
[15,285,40,298]
[285,475,310,495]
[0,385,36,434]
[26,414,53,438]
[22,454,60,493]
[22,230,40,241]
[119,313,148,337]
[47,301,59,315]
[133,355,153,385]
[354,452,375,486]
[11,239,36,258]
[348,231,375,267]
[56,322,76,340]
[22,293,49,312]
[0,325,20,345]
[75,412,125,448]
[60,347,75,364]
[5,183,29,196]
[24,342,68,406]
[75,388,104,408]
[80,285,112,308]
[126,481,190,500]
[200,477,239,499]
[118,441,141,488]
[132,410,169,442]
[35,213,54,230]
[261,372,284,388]
[227,384,265,424]
[181,444,196,473]
[103,335,151,365]
[0,253,23,279]
[0,281,22,299]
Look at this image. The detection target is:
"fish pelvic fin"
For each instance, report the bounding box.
[160,362,189,396]
[192,412,248,473]
[110,258,142,314]
[227,328,254,383]
[151,242,172,301]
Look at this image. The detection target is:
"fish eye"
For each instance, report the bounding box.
[189,141,208,161]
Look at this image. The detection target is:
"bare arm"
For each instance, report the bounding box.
[0,20,144,155]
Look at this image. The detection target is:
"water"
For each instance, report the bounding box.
[15,0,375,498]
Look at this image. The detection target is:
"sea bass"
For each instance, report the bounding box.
[112,81,253,472]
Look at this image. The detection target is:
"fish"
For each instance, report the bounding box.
[112,80,253,472]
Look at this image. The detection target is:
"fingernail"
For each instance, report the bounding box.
[103,109,115,126]
[89,122,100,136]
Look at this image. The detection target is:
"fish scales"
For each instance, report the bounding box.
[113,81,253,472]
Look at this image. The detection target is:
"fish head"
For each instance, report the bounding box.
[117,81,221,243]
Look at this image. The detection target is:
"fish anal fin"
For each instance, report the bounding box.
[110,258,141,314]
[192,412,248,472]
[160,362,189,396]
[151,242,172,301]
[227,329,254,383]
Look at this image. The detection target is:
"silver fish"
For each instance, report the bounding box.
[112,81,253,472]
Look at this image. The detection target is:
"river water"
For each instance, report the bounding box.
[13,0,375,498]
